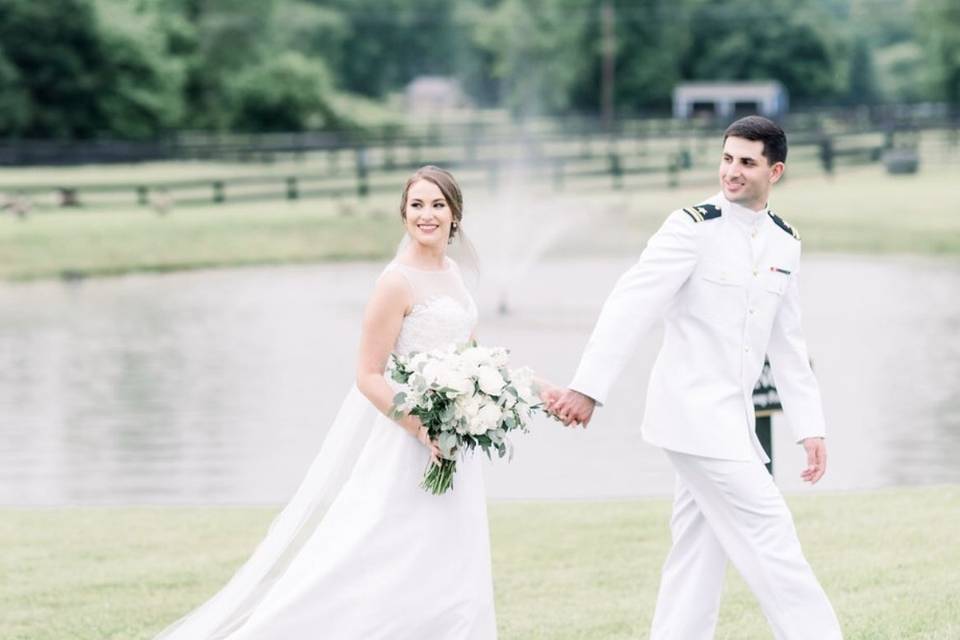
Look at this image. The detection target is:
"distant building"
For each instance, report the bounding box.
[673,81,788,120]
[405,76,470,113]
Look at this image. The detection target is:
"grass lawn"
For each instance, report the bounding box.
[1,486,957,639]
[1,160,959,282]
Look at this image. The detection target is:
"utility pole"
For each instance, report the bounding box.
[601,1,616,131]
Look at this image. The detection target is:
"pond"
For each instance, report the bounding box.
[1,255,957,505]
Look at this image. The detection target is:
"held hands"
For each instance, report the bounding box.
[801,437,827,484]
[546,388,596,428]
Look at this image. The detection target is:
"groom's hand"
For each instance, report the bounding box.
[549,389,596,428]
[800,437,827,484]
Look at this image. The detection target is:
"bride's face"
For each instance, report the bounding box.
[403,179,453,248]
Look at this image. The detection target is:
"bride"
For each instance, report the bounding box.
[154,165,553,639]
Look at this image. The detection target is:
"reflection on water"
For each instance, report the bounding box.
[0,256,958,505]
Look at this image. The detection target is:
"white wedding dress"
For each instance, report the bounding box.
[155,257,497,640]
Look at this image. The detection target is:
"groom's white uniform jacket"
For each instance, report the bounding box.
[570,193,826,462]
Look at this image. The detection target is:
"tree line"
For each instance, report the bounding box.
[0,0,957,140]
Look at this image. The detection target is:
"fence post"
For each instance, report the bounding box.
[609,152,623,189]
[286,176,299,200]
[819,137,834,175]
[355,147,369,198]
[137,186,148,206]
[884,128,896,150]
[382,128,396,170]
[213,181,224,203]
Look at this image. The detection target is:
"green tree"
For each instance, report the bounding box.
[0,47,30,135]
[874,42,927,103]
[0,0,182,138]
[94,0,186,138]
[323,0,465,98]
[681,0,844,104]
[845,36,878,104]
[149,0,278,130]
[229,52,339,131]
[917,0,960,107]
[0,0,107,138]
[274,1,349,75]
[569,0,693,114]
[468,0,589,117]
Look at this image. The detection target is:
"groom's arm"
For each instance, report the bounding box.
[766,268,827,443]
[567,210,702,407]
[765,267,829,483]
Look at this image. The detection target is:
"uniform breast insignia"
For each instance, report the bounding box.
[682,204,721,223]
[768,211,800,240]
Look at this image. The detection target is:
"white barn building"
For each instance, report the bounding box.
[673,81,788,120]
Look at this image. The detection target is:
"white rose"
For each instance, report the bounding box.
[467,420,487,436]
[460,346,493,371]
[476,365,506,396]
[436,364,473,395]
[456,394,483,422]
[420,360,442,387]
[474,403,503,435]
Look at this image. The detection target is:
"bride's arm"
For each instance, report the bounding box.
[356,271,439,458]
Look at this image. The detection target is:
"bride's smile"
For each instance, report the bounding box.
[403,178,454,250]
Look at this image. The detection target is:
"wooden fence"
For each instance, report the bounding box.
[0,102,955,167]
[0,123,952,216]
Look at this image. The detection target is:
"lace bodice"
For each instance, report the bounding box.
[384,258,478,356]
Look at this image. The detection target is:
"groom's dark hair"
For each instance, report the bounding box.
[723,116,788,165]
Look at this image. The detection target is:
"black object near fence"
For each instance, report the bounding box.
[753,358,783,475]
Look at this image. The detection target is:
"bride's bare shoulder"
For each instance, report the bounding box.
[368,267,413,314]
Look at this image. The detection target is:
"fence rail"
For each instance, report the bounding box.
[1,104,956,167]
[0,123,953,217]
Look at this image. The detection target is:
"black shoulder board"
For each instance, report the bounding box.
[768,211,800,240]
[682,204,721,223]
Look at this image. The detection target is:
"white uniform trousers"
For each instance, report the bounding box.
[650,450,842,640]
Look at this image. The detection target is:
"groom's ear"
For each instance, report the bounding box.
[769,161,785,184]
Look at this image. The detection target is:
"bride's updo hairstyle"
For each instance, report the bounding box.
[399,165,463,243]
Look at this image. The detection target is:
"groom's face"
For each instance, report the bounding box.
[719,136,784,211]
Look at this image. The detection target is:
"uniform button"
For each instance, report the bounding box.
[751,230,758,238]
[749,308,755,315]
[752,269,758,276]
[745,346,751,353]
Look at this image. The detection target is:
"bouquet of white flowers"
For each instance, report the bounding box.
[388,341,543,495]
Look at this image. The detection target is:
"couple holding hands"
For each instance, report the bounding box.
[155,116,841,640]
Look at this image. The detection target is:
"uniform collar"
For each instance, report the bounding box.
[715,192,768,227]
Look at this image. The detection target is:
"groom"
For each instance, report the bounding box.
[550,116,842,638]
